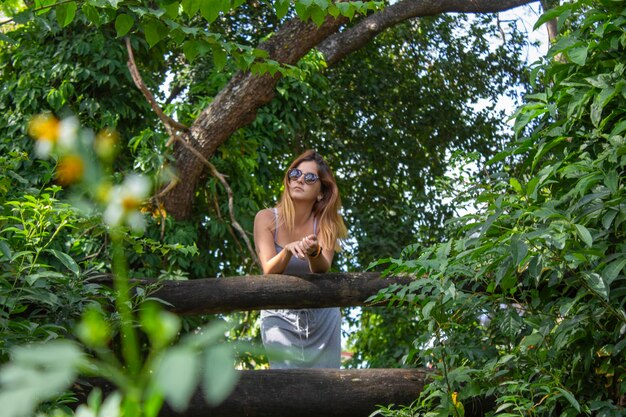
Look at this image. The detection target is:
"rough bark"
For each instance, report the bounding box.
[162,369,433,417]
[161,0,539,219]
[79,369,496,417]
[93,272,413,315]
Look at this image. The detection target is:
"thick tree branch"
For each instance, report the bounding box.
[164,16,346,219]
[162,0,540,220]
[319,0,539,66]
[169,135,261,269]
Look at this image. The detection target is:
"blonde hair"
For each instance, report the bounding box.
[277,150,348,251]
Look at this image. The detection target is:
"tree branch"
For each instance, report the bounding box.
[172,136,261,270]
[125,37,189,141]
[126,38,260,268]
[319,0,539,66]
[163,0,541,219]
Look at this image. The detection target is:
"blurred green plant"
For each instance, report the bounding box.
[0,116,238,417]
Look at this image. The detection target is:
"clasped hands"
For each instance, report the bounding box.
[284,234,320,260]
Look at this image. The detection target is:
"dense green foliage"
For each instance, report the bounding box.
[4,0,622,416]
[367,1,626,415]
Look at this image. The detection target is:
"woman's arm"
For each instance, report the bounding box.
[254,209,292,274]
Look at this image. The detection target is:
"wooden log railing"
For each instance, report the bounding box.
[92,272,413,315]
[91,272,492,417]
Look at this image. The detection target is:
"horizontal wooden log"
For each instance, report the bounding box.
[78,369,494,417]
[162,368,432,417]
[93,272,412,315]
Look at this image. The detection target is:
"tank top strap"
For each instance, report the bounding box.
[272,208,278,243]
[313,217,318,235]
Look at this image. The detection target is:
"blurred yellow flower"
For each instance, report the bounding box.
[28,114,79,158]
[56,154,85,186]
[28,113,59,142]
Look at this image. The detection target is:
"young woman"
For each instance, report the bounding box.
[254,150,348,368]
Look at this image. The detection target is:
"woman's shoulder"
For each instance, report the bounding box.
[255,207,276,224]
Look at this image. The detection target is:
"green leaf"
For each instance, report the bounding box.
[509,178,522,193]
[200,0,219,23]
[183,40,211,63]
[0,340,84,417]
[13,10,33,24]
[275,0,290,19]
[583,272,608,300]
[212,45,227,70]
[533,5,568,30]
[520,332,543,348]
[574,224,593,247]
[0,32,16,44]
[555,387,581,412]
[143,20,168,48]
[156,347,200,412]
[567,45,588,66]
[422,300,436,319]
[609,119,626,136]
[510,236,528,267]
[115,14,135,37]
[181,0,201,16]
[309,5,326,26]
[82,3,101,25]
[602,257,626,284]
[56,1,77,28]
[76,307,111,348]
[202,345,238,405]
[140,302,181,349]
[46,249,79,275]
[0,241,11,261]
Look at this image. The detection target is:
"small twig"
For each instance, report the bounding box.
[125,38,260,269]
[175,137,261,269]
[496,14,506,42]
[125,38,188,140]
[151,177,180,201]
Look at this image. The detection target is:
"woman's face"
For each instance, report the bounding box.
[288,160,322,202]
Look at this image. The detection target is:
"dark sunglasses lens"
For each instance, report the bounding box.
[288,169,302,180]
[304,173,318,184]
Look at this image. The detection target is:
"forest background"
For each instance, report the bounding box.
[0,0,625,416]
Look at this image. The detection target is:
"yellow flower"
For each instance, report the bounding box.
[28,114,79,158]
[29,113,60,142]
[55,154,85,186]
[451,392,465,416]
[29,114,60,157]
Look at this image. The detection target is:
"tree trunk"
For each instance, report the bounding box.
[160,0,538,219]
[95,272,412,315]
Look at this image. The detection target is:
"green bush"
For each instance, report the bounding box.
[370,1,626,415]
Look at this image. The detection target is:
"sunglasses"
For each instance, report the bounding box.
[288,168,320,185]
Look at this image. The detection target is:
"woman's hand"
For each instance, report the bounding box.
[284,234,319,259]
[301,234,320,256]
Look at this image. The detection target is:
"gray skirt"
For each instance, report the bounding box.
[260,308,341,368]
